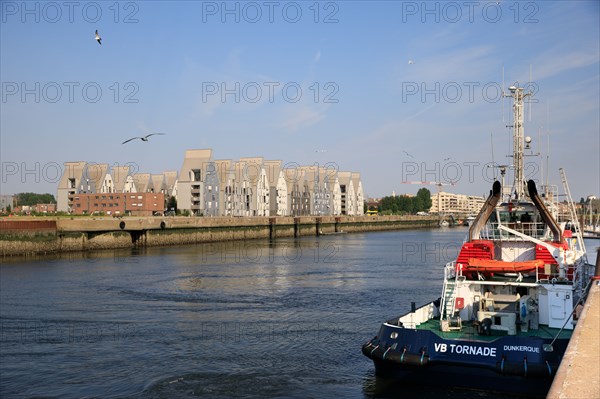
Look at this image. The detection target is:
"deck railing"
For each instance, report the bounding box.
[480,222,550,241]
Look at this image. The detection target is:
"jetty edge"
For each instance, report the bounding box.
[547,247,600,399]
[1,215,439,257]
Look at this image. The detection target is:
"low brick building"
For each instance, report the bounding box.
[69,193,164,216]
[35,203,57,213]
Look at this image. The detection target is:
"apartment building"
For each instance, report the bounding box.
[430,191,486,214]
[178,149,213,216]
[57,149,365,218]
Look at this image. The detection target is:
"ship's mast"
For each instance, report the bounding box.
[504,85,531,201]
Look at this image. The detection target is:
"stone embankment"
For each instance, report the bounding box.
[1,215,438,257]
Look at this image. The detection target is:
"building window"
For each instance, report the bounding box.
[191,169,201,181]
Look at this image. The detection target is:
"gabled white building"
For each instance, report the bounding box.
[112,165,136,193]
[239,157,270,216]
[338,172,357,215]
[79,163,112,194]
[319,167,342,215]
[163,171,178,198]
[131,173,154,193]
[151,174,168,195]
[214,160,232,216]
[264,160,288,216]
[284,167,301,216]
[203,161,220,217]
[352,172,365,216]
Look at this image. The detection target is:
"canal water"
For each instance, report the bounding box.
[1,228,597,398]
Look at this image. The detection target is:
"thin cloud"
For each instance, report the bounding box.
[531,51,599,81]
[277,104,326,132]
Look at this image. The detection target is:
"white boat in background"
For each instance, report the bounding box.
[463,215,476,226]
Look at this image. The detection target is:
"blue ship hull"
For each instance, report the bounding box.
[362,322,569,397]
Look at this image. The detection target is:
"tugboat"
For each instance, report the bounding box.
[362,85,595,396]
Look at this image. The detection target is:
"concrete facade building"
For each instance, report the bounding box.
[178,149,213,216]
[57,161,87,212]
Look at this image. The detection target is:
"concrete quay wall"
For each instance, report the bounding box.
[547,249,600,399]
[1,216,436,257]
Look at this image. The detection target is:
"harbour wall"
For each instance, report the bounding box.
[547,248,600,399]
[0,216,437,257]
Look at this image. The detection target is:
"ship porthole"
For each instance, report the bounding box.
[390,332,398,339]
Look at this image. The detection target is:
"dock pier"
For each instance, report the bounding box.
[547,248,600,399]
[1,215,438,257]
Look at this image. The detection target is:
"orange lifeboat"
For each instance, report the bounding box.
[464,258,544,274]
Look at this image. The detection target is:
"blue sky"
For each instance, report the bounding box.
[1,0,598,200]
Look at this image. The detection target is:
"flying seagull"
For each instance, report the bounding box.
[122,133,165,144]
[408,60,414,65]
[95,30,102,45]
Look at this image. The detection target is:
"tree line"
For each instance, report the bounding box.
[377,188,432,215]
[14,192,56,206]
